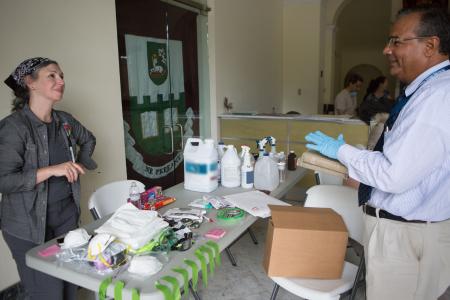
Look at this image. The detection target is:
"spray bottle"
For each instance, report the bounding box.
[217,141,226,183]
[268,136,277,160]
[257,137,268,160]
[240,146,254,188]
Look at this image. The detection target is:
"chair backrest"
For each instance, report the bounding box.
[88,180,145,220]
[305,185,363,242]
[314,171,343,185]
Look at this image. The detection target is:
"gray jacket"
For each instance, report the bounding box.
[0,105,97,244]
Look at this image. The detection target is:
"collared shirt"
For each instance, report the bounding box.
[338,60,450,221]
[335,89,357,115]
[0,105,97,243]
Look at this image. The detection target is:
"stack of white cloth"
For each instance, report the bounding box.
[95,203,168,250]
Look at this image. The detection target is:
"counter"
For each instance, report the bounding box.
[219,113,368,187]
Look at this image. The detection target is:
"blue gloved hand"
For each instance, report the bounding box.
[305,131,345,159]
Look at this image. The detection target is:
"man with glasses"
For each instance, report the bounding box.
[305,6,450,299]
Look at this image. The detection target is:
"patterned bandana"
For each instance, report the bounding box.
[4,57,51,91]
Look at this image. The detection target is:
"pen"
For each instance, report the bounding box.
[203,216,214,223]
[69,146,76,163]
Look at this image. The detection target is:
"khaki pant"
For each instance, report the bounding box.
[363,211,450,300]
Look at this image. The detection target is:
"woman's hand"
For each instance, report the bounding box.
[36,162,86,184]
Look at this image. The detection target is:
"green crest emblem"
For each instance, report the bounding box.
[147,42,168,85]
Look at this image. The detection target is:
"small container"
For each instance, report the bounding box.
[128,181,141,209]
[287,151,297,171]
[277,162,286,182]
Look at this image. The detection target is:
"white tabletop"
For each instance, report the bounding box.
[26,168,306,300]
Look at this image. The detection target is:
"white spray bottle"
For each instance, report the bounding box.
[240,146,254,188]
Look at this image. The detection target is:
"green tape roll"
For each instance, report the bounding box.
[114,280,125,300]
[172,268,189,297]
[184,259,199,291]
[195,249,208,287]
[156,282,173,300]
[206,241,221,266]
[200,245,215,275]
[131,288,140,300]
[98,277,112,300]
[216,208,245,224]
[161,276,181,300]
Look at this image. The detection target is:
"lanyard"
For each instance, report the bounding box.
[387,64,450,131]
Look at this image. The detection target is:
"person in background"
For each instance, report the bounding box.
[359,76,394,149]
[334,73,363,115]
[305,6,450,299]
[0,57,97,300]
[358,76,393,125]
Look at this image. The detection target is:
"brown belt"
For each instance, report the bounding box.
[363,205,428,224]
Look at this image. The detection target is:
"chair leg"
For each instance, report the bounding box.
[247,228,258,244]
[189,280,201,300]
[225,247,237,266]
[270,283,280,300]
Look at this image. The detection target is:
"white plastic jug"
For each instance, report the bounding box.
[221,145,241,188]
[254,153,279,191]
[184,138,218,192]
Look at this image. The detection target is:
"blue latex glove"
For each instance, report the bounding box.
[305,131,345,159]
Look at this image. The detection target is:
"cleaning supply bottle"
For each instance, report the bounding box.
[288,150,297,170]
[217,141,226,183]
[240,146,254,188]
[254,153,279,191]
[257,137,268,160]
[268,136,277,160]
[221,145,241,188]
[184,138,219,192]
[128,181,141,209]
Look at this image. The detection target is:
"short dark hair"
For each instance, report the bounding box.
[344,73,363,87]
[397,5,450,56]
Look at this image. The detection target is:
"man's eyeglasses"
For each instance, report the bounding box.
[386,36,432,48]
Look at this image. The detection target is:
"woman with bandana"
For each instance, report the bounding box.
[0,58,97,300]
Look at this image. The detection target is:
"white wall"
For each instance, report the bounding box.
[208,0,283,116]
[0,0,126,290]
[282,0,322,114]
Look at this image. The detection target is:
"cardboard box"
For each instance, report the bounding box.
[263,205,348,279]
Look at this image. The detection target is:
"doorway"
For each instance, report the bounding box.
[115,0,207,189]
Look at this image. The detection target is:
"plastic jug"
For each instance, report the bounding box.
[240,146,254,189]
[217,141,226,183]
[221,145,241,188]
[254,153,279,191]
[184,138,218,192]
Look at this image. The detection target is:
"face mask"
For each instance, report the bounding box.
[350,91,358,97]
[61,228,91,249]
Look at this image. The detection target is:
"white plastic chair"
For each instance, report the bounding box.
[314,171,343,186]
[88,180,145,220]
[270,185,365,300]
